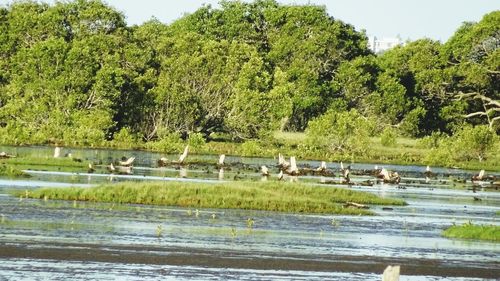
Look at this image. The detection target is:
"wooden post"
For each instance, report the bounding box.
[382,265,400,281]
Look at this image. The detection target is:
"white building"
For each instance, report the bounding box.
[368,36,404,53]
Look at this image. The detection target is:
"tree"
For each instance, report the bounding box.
[442,11,500,132]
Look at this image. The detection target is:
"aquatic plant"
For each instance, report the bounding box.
[246,218,255,229]
[18,181,406,215]
[156,225,164,237]
[442,221,500,242]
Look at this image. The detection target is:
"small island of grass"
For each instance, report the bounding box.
[0,164,30,178]
[18,181,406,215]
[442,222,500,242]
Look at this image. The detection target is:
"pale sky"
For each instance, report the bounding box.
[1,0,498,42]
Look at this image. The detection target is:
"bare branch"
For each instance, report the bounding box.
[464,111,488,118]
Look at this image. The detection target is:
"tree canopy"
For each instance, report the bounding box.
[0,0,498,147]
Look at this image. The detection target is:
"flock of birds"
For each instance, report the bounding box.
[1,146,498,188]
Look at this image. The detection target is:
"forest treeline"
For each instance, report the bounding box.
[0,0,498,159]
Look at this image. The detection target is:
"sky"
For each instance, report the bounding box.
[1,0,498,42]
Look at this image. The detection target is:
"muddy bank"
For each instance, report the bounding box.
[1,241,498,279]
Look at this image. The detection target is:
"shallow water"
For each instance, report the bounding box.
[0,146,499,280]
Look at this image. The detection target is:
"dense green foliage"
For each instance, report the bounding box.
[442,222,500,242]
[0,1,498,164]
[20,181,406,215]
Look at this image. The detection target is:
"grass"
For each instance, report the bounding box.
[442,222,500,242]
[1,156,88,168]
[17,181,406,215]
[0,164,30,178]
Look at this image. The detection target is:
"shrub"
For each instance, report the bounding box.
[240,140,261,156]
[148,132,184,153]
[111,127,141,149]
[380,127,397,147]
[187,132,206,151]
[454,125,497,162]
[305,109,372,156]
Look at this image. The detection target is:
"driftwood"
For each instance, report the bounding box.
[261,165,269,176]
[54,147,62,158]
[157,157,168,167]
[0,152,15,158]
[287,156,299,175]
[382,265,400,281]
[344,202,369,209]
[218,154,225,166]
[108,163,132,175]
[87,163,95,173]
[119,157,135,166]
[378,168,401,184]
[178,145,189,164]
[278,153,290,170]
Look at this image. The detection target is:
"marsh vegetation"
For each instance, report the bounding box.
[442,222,500,242]
[18,181,406,215]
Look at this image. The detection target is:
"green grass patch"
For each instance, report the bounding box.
[18,181,406,215]
[0,164,30,178]
[442,222,500,242]
[1,156,88,168]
